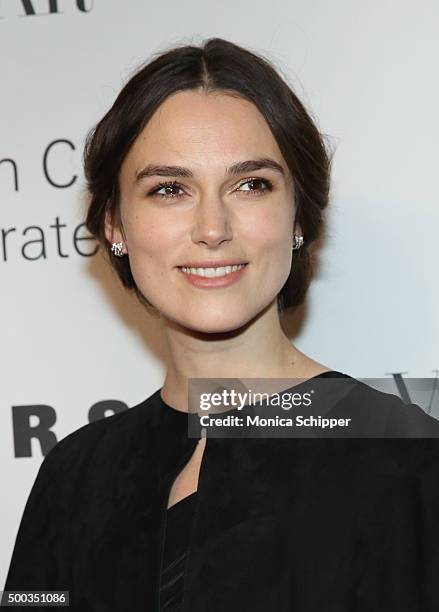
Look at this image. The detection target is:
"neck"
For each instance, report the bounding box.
[159,299,327,412]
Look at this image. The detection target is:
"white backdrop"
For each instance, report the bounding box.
[1,0,438,584]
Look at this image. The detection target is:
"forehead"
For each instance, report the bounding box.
[120,90,285,179]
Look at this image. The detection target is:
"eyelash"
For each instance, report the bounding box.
[147,177,274,200]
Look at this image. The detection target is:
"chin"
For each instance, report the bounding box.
[175,308,257,335]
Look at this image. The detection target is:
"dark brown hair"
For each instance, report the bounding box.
[83,37,333,313]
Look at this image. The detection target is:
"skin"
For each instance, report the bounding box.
[105,89,330,417]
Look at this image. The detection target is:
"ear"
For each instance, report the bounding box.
[104,210,126,252]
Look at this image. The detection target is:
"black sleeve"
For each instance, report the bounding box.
[2,451,68,610]
[355,444,439,610]
[384,397,439,437]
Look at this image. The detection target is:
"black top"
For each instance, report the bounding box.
[158,370,344,611]
[4,370,439,611]
[159,491,198,611]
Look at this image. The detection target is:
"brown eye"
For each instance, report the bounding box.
[237,178,273,195]
[149,181,185,199]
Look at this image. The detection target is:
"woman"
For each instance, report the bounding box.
[4,37,439,611]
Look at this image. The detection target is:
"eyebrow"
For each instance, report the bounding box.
[133,157,286,185]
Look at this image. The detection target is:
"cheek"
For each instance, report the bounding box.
[252,195,294,238]
[251,209,292,256]
[249,212,293,283]
[260,232,292,274]
[123,215,177,286]
[125,214,172,258]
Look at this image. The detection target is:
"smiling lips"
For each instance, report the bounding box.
[177,262,249,288]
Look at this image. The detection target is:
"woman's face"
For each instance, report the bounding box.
[108,89,298,333]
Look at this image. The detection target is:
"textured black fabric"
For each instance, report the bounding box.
[159,491,198,611]
[3,371,439,611]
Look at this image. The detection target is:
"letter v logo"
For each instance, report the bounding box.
[388,371,439,414]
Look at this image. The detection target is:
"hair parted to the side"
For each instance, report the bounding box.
[83,37,333,313]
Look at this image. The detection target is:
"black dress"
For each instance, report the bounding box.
[159,491,198,611]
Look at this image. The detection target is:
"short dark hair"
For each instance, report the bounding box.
[83,37,333,313]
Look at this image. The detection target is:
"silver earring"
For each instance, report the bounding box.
[292,234,304,250]
[111,242,124,257]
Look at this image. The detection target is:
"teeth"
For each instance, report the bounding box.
[180,264,246,277]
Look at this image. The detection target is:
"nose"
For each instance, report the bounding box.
[191,193,233,248]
